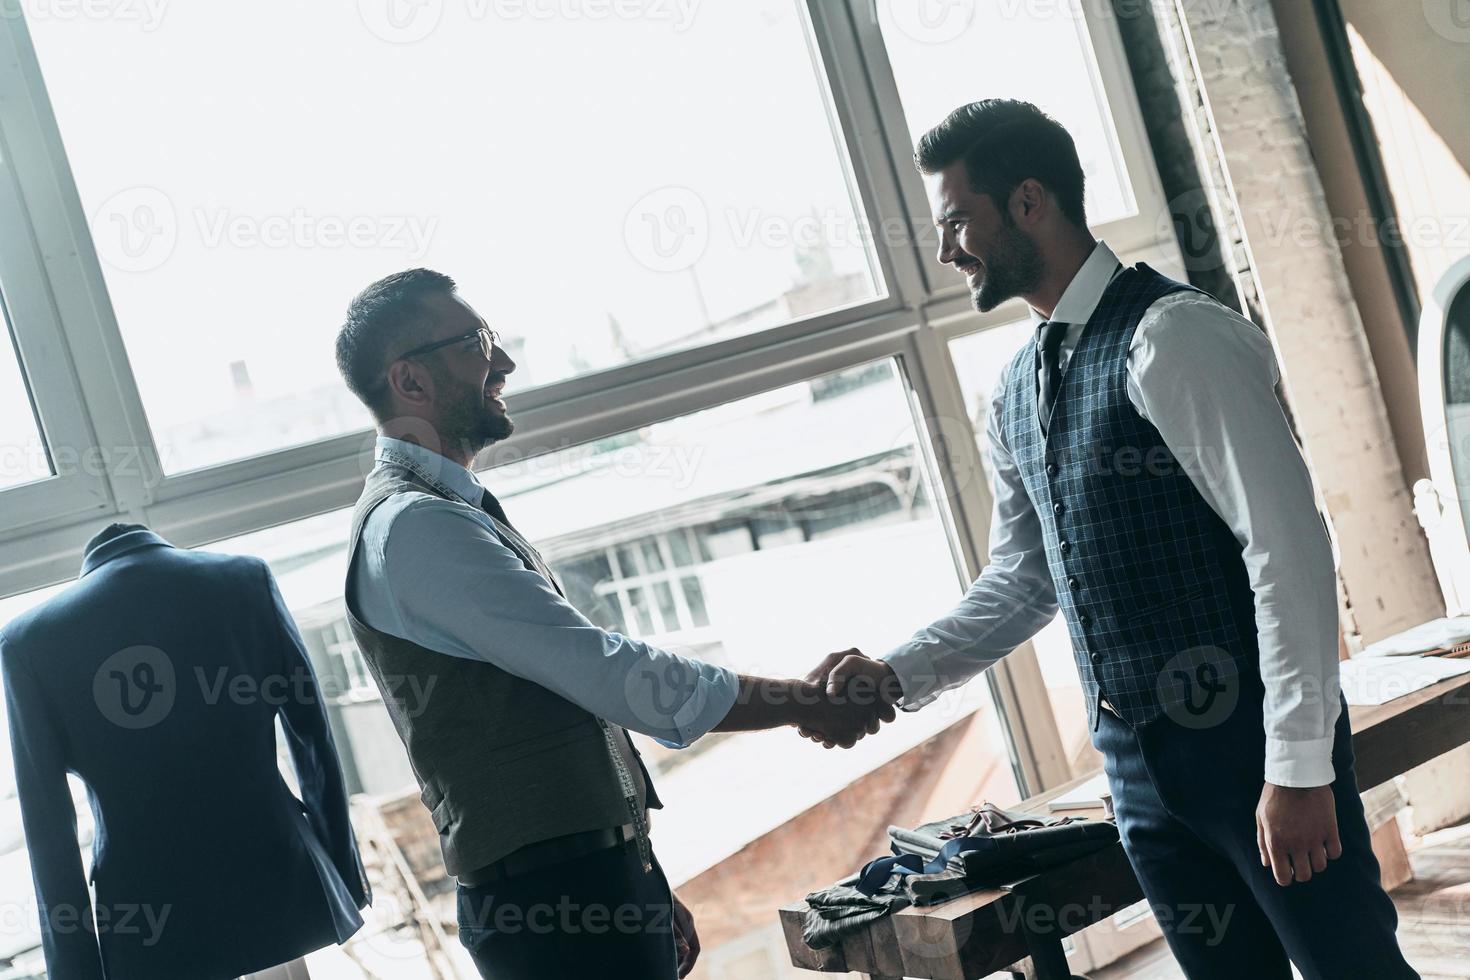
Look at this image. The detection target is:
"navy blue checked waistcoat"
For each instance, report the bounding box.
[999,263,1263,732]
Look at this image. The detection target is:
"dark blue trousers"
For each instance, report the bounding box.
[456,841,679,980]
[1093,689,1417,979]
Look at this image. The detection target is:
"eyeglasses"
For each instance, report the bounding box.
[396,326,499,363]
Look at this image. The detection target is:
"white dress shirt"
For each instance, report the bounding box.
[883,241,1341,788]
[349,437,739,749]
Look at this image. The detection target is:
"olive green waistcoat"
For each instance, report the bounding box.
[343,460,657,876]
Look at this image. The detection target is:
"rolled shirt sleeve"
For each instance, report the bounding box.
[882,364,1060,709]
[357,496,738,749]
[1130,293,1341,788]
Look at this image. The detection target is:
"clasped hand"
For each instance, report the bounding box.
[794,648,903,749]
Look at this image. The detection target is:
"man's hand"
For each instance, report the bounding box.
[793,682,892,748]
[1256,782,1343,886]
[672,891,700,978]
[798,648,902,748]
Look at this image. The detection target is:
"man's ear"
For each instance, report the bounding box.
[1012,178,1046,226]
[386,359,432,408]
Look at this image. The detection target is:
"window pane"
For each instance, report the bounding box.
[668,530,695,568]
[615,544,642,580]
[651,580,680,633]
[640,539,667,574]
[681,576,711,628]
[0,299,51,490]
[879,0,1137,225]
[28,1,880,474]
[949,325,1101,779]
[625,586,656,635]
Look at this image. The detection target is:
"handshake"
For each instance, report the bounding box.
[792,648,905,749]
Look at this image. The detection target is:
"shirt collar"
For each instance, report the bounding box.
[80,526,173,577]
[1029,240,1123,330]
[374,435,485,507]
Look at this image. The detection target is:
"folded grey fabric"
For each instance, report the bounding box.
[802,802,1121,948]
[802,873,911,950]
[890,802,1119,888]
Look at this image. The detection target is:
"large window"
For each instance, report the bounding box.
[27,0,879,473]
[0,3,1180,973]
[878,0,1137,226]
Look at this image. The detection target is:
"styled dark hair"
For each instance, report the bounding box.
[914,99,1087,228]
[335,268,457,419]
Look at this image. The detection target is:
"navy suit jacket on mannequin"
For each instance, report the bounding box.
[0,525,370,980]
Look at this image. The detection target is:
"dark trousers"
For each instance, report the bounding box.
[456,840,679,980]
[1093,689,1417,979]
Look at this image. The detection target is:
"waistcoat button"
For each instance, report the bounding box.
[1053,501,1065,516]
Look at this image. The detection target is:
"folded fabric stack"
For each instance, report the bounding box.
[802,801,1119,949]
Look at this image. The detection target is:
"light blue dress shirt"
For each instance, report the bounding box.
[349,436,739,748]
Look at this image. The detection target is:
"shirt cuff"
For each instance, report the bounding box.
[1265,734,1336,788]
[657,664,739,749]
[881,646,945,713]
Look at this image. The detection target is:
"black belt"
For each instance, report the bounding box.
[458,823,637,886]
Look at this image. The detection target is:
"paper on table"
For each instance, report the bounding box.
[1339,654,1470,706]
[1360,616,1470,657]
[1046,772,1112,812]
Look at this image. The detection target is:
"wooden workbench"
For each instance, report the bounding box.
[779,669,1470,980]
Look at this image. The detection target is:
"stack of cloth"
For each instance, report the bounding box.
[801,801,1119,950]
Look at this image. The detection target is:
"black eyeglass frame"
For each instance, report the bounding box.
[395,326,499,363]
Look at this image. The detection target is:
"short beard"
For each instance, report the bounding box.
[970,218,1045,313]
[434,372,515,459]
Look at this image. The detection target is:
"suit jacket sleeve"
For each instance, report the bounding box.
[1,639,105,980]
[258,561,372,908]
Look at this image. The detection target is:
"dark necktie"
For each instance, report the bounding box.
[478,488,562,595]
[477,484,653,872]
[1036,319,1069,437]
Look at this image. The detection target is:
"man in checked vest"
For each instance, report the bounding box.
[806,100,1417,978]
[332,270,887,979]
